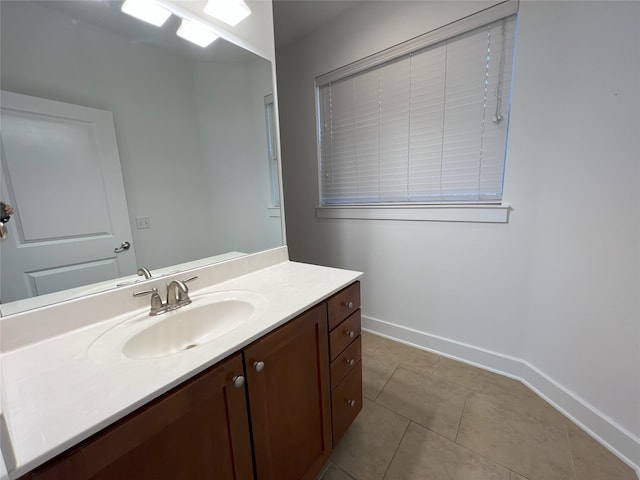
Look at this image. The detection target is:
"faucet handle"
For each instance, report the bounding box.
[133,287,159,297]
[173,276,197,299]
[133,288,165,315]
[179,276,197,300]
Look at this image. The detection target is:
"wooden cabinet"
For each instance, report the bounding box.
[244,303,331,480]
[327,281,363,446]
[331,365,362,444]
[327,281,360,331]
[19,282,362,480]
[330,336,361,390]
[21,353,253,480]
[329,310,361,361]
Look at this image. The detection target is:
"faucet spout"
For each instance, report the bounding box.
[137,267,152,279]
[134,276,197,315]
[166,280,191,309]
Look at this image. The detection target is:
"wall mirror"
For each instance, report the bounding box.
[0,0,283,316]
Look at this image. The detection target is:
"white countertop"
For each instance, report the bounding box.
[0,253,361,478]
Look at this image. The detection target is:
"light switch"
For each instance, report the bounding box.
[136,216,151,229]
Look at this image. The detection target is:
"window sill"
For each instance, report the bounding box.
[315,204,510,223]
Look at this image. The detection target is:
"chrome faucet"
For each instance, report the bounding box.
[133,276,197,316]
[166,279,191,310]
[137,267,152,279]
[116,267,153,287]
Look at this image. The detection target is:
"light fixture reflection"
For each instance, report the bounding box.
[203,0,251,27]
[121,0,171,27]
[176,19,220,48]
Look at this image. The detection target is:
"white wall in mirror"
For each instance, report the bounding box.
[0,0,283,314]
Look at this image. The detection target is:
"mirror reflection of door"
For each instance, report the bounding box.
[0,91,137,303]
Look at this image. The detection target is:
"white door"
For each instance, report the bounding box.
[0,91,137,303]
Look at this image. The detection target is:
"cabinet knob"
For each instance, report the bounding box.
[232,375,245,388]
[345,330,355,339]
[345,358,355,366]
[253,361,265,372]
[345,300,354,309]
[347,399,356,407]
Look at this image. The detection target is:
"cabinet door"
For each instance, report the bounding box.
[245,303,331,480]
[22,354,253,480]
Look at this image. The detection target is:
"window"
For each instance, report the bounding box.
[316,1,517,210]
[264,94,280,208]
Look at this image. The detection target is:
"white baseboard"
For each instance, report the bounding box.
[362,314,640,478]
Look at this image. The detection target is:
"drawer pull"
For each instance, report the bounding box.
[345,330,355,339]
[347,399,356,407]
[232,375,245,388]
[344,300,354,309]
[253,361,265,372]
[345,358,355,366]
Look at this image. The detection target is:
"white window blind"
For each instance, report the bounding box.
[317,6,517,206]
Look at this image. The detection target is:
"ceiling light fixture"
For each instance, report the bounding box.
[203,0,251,27]
[121,0,171,27]
[176,19,220,48]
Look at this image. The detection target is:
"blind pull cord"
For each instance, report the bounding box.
[493,19,507,124]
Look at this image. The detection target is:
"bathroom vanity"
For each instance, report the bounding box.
[1,248,362,479]
[0,2,364,478]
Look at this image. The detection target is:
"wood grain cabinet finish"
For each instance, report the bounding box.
[329,310,361,361]
[330,336,361,390]
[331,364,363,444]
[21,353,253,480]
[327,282,361,331]
[326,282,363,446]
[19,281,362,480]
[244,303,332,480]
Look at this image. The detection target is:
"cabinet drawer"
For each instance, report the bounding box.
[331,364,362,446]
[329,310,361,361]
[327,282,361,331]
[330,336,361,390]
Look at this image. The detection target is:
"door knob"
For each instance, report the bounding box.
[114,241,131,253]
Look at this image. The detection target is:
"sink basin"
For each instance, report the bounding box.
[88,290,267,360]
[123,299,253,359]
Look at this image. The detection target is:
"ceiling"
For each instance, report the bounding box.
[272,0,361,48]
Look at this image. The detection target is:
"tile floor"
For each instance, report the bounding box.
[319,331,637,480]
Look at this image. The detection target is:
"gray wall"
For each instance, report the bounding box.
[276,0,640,469]
[194,61,281,254]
